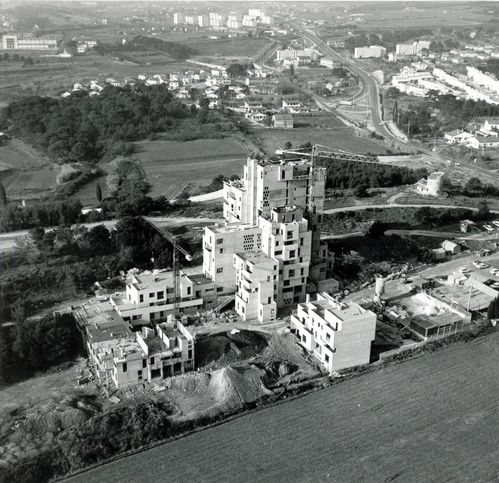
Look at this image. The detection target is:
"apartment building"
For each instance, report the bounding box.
[234,251,278,322]
[197,14,210,27]
[202,156,336,322]
[467,66,499,96]
[110,268,217,325]
[111,322,194,388]
[209,12,226,28]
[173,12,184,25]
[354,45,386,59]
[203,223,262,294]
[291,293,376,373]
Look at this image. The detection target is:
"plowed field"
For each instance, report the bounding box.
[64,331,499,483]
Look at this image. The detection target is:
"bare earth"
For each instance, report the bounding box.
[64,331,499,483]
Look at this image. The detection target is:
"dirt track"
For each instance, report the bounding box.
[64,331,499,483]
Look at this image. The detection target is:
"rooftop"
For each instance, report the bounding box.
[235,249,274,264]
[86,317,133,343]
[207,222,257,234]
[129,269,174,290]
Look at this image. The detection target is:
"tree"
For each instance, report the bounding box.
[95,182,103,203]
[477,199,490,220]
[284,141,293,149]
[353,184,369,198]
[0,182,6,206]
[366,221,387,239]
[487,297,499,320]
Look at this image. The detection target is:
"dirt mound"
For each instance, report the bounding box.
[253,333,322,384]
[208,366,271,409]
[195,330,268,369]
[169,372,210,393]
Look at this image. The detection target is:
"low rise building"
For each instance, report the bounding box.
[414,171,444,196]
[319,57,335,69]
[110,269,216,326]
[354,45,386,59]
[291,293,377,373]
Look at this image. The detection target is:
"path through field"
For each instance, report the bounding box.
[65,331,499,483]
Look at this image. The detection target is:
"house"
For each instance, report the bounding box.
[290,293,376,373]
[272,113,293,129]
[432,248,447,260]
[282,99,302,112]
[468,136,499,150]
[444,129,474,145]
[441,240,461,255]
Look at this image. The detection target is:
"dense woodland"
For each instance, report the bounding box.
[0,313,82,383]
[0,216,199,321]
[0,85,199,163]
[321,159,428,189]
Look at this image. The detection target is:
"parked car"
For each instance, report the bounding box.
[459,267,471,273]
[493,221,499,228]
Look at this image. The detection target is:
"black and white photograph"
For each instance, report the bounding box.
[0,0,498,481]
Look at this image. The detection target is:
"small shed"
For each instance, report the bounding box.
[442,240,461,255]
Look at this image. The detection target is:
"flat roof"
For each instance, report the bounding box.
[207,222,257,234]
[130,270,173,290]
[74,299,121,327]
[303,297,366,323]
[235,250,273,264]
[87,317,133,343]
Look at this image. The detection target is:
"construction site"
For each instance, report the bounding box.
[70,147,496,419]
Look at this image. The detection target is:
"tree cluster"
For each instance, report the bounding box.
[1,199,83,232]
[0,218,198,320]
[0,313,82,383]
[1,84,194,163]
[226,62,254,77]
[322,159,428,190]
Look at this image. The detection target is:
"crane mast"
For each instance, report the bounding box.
[142,217,192,314]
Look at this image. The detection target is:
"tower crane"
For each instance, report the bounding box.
[275,143,380,166]
[142,217,192,314]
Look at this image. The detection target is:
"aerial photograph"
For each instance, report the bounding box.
[0,0,498,481]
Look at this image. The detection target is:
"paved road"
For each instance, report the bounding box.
[294,23,396,141]
[0,216,223,253]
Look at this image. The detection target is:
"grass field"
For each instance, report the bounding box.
[186,37,272,61]
[0,140,60,202]
[65,330,499,483]
[134,137,249,198]
[254,126,389,156]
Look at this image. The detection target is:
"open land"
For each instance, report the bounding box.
[65,330,499,483]
[134,138,249,198]
[0,139,60,202]
[253,126,388,156]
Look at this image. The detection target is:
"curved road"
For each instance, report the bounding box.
[294,23,396,141]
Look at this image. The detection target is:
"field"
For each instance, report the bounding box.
[0,140,60,201]
[185,37,272,62]
[65,330,499,483]
[133,137,249,198]
[253,126,389,156]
